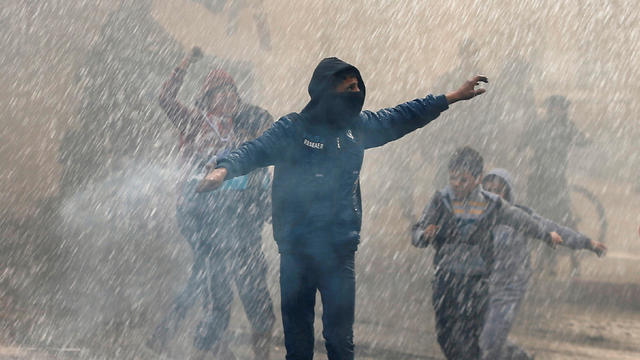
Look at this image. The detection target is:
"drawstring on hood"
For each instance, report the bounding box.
[301,57,366,128]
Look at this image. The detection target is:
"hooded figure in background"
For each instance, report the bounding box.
[196,56,488,359]
[479,168,606,360]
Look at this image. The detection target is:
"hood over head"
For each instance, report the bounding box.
[483,168,515,203]
[301,57,366,128]
[196,69,240,111]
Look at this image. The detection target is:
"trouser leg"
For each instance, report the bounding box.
[235,247,275,334]
[318,252,355,360]
[148,243,209,350]
[432,272,460,360]
[480,286,526,360]
[234,246,276,358]
[503,340,534,360]
[433,272,487,360]
[193,251,234,352]
[280,253,317,360]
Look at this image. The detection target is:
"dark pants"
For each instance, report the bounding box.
[153,175,275,351]
[480,281,532,360]
[150,242,275,351]
[149,242,209,348]
[432,271,488,360]
[280,251,356,360]
[193,245,275,350]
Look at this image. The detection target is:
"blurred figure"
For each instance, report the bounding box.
[520,95,591,276]
[479,168,606,360]
[492,57,539,166]
[146,47,275,360]
[194,0,272,51]
[56,0,183,349]
[424,38,488,189]
[397,38,486,222]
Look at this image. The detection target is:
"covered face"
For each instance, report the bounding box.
[301,57,366,128]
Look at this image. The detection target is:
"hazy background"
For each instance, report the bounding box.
[1,0,639,358]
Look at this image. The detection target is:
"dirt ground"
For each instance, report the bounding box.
[1,169,638,360]
[2,282,638,360]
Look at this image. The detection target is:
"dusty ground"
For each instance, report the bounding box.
[1,244,638,360]
[2,282,638,360]
[2,1,638,359]
[1,171,638,359]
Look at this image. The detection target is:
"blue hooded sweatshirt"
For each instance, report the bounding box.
[217,57,449,254]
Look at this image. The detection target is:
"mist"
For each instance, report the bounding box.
[1,0,639,359]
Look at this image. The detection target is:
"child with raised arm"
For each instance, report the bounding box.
[148,46,275,360]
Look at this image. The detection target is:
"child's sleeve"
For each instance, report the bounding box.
[158,66,201,137]
[497,199,554,246]
[531,212,591,249]
[411,191,443,248]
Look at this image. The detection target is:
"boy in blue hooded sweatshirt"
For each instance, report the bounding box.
[196,57,488,360]
[479,168,606,360]
[411,147,563,360]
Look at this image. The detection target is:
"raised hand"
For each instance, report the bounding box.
[180,46,203,69]
[446,75,489,104]
[189,46,203,64]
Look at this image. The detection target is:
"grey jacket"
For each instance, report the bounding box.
[484,168,592,286]
[412,184,553,276]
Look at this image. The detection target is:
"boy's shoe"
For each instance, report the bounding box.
[504,340,534,360]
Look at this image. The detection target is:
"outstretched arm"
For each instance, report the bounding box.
[532,212,606,256]
[361,75,488,149]
[498,200,562,248]
[158,46,204,135]
[196,116,295,192]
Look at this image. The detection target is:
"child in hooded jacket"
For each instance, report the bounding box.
[479,168,606,360]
